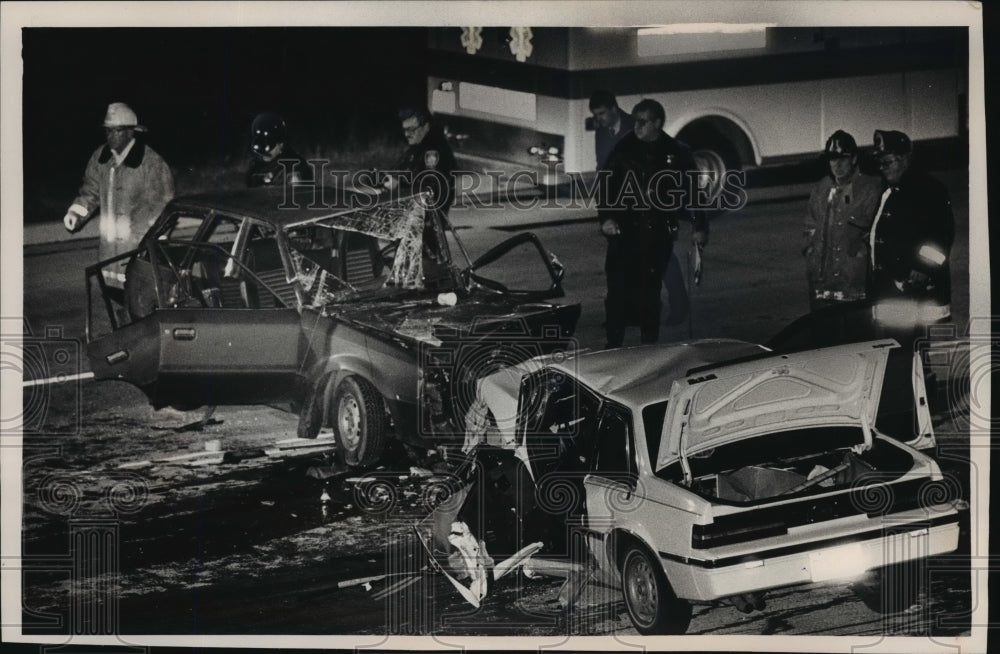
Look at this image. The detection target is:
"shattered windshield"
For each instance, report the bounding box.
[284,194,432,307]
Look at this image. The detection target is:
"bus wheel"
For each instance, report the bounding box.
[690,145,733,205]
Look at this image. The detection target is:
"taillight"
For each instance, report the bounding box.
[691,520,787,549]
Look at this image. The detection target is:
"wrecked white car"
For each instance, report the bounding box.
[466,339,963,634]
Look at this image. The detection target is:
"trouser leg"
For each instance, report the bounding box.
[663,249,689,326]
[640,247,668,344]
[604,241,626,347]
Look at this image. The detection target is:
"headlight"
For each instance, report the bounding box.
[873,300,950,327]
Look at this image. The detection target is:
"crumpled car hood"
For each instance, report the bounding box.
[330,293,577,347]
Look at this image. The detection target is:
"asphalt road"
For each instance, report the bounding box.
[17,172,974,639]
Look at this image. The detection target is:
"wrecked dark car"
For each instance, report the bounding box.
[460,340,962,634]
[85,186,580,466]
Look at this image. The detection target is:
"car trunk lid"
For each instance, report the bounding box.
[656,340,897,480]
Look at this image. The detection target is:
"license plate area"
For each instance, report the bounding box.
[809,542,867,582]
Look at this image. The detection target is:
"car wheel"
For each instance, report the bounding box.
[333,376,387,467]
[852,562,926,614]
[621,545,692,634]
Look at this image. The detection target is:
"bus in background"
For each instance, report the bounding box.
[427,26,967,192]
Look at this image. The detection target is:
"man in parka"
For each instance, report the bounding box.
[63,103,174,288]
[802,130,882,310]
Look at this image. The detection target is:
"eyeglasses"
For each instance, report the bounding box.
[402,123,424,135]
[878,156,903,169]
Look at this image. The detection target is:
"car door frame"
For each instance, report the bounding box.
[85,210,314,408]
[462,231,568,300]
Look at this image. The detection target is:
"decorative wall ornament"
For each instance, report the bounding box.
[460,27,483,55]
[508,27,533,62]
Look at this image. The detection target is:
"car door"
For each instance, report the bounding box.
[582,404,641,578]
[583,405,640,522]
[86,212,310,408]
[462,231,567,300]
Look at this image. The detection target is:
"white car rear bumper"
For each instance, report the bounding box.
[663,516,960,601]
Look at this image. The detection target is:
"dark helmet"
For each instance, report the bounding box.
[873,129,912,157]
[250,112,286,158]
[822,130,858,159]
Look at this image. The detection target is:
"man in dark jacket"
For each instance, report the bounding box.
[589,90,636,170]
[599,99,709,347]
[869,130,954,322]
[383,107,457,216]
[382,108,458,285]
[591,90,687,326]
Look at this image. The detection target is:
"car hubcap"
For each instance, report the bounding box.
[625,554,658,625]
[338,394,361,450]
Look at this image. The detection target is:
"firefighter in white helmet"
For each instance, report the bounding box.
[63,102,174,288]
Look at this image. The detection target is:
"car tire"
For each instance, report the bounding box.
[852,562,926,614]
[333,376,387,468]
[621,545,692,634]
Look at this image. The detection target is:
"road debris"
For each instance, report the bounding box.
[521,557,594,609]
[265,436,337,458]
[445,522,493,606]
[493,541,544,581]
[152,450,227,466]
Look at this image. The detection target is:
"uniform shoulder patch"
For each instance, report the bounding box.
[424,150,440,169]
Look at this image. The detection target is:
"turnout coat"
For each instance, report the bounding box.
[70,138,174,284]
[803,169,882,302]
[869,168,954,314]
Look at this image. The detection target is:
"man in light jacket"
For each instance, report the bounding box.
[63,102,174,288]
[802,130,882,310]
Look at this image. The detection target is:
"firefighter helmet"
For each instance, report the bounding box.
[250,112,287,159]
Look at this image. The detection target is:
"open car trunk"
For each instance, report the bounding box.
[656,340,900,485]
[671,425,917,505]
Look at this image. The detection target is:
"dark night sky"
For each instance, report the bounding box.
[22,28,430,220]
